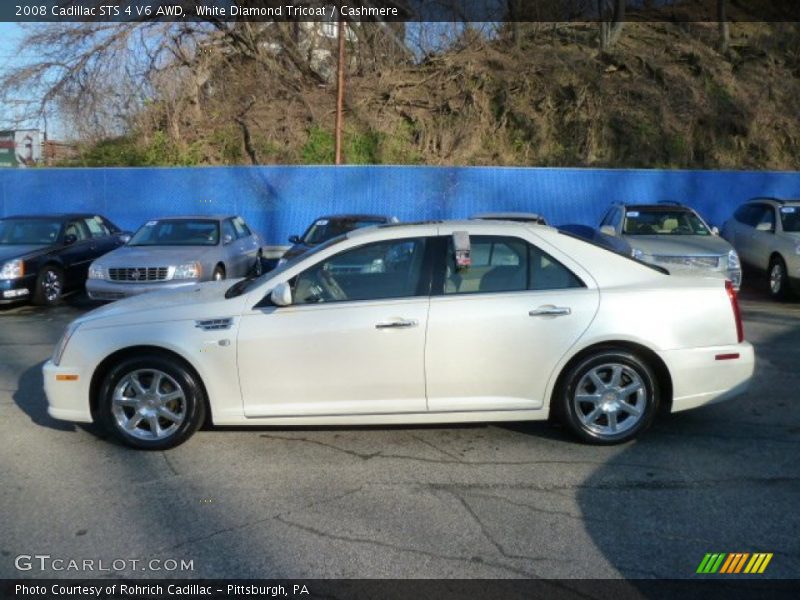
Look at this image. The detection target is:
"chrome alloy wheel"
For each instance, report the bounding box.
[111,369,186,441]
[770,262,785,295]
[42,270,62,303]
[573,363,646,436]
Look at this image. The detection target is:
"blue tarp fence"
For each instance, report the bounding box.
[1,166,799,245]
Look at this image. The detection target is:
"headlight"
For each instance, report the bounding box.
[173,262,202,280]
[727,250,741,270]
[277,258,288,267]
[0,259,24,280]
[88,264,105,280]
[52,321,80,366]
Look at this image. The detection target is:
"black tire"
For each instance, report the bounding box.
[33,265,64,306]
[768,256,792,301]
[212,265,226,281]
[557,348,659,445]
[251,252,264,277]
[98,354,206,450]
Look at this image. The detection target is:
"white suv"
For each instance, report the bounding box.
[722,198,800,300]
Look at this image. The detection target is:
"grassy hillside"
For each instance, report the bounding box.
[70,20,800,170]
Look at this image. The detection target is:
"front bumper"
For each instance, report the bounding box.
[43,359,94,423]
[660,342,755,413]
[86,278,198,301]
[0,274,35,304]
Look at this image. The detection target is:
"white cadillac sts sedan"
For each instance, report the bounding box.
[43,221,754,450]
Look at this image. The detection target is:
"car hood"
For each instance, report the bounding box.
[75,280,249,328]
[625,235,733,256]
[93,245,218,267]
[0,244,51,262]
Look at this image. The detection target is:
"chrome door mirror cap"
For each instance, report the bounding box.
[222,234,234,245]
[270,282,293,307]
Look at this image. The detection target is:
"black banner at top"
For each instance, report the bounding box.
[2,1,800,23]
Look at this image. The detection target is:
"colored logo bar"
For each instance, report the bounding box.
[696,553,773,574]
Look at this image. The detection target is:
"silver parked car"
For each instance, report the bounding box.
[722,197,800,300]
[86,215,263,301]
[599,202,742,289]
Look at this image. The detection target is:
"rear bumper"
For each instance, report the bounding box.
[42,359,94,423]
[86,278,197,301]
[659,342,755,413]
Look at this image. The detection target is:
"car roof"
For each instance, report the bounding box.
[316,214,392,221]
[348,219,548,239]
[147,215,234,221]
[2,213,100,220]
[746,197,800,205]
[471,212,546,222]
[623,204,693,212]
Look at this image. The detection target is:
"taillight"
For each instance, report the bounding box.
[725,280,744,343]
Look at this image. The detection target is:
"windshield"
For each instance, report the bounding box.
[226,233,350,299]
[780,206,800,232]
[128,219,219,246]
[0,218,62,245]
[302,218,385,245]
[623,209,710,236]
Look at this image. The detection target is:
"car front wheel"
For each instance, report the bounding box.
[33,266,63,306]
[768,256,791,300]
[558,349,659,445]
[99,355,206,450]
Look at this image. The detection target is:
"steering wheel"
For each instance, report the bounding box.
[315,268,347,301]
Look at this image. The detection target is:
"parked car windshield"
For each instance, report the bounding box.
[302,218,385,245]
[0,218,63,245]
[623,209,710,236]
[780,206,800,232]
[225,233,349,299]
[128,219,220,246]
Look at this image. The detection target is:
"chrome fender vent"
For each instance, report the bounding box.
[195,318,233,331]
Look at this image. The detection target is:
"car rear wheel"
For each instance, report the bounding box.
[768,256,791,301]
[558,349,658,445]
[99,355,206,450]
[33,266,63,306]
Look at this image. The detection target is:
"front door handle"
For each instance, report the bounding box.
[376,319,418,329]
[529,305,571,317]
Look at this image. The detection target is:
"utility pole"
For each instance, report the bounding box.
[335,17,346,165]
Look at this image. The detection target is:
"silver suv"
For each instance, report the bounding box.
[599,202,742,289]
[722,198,800,300]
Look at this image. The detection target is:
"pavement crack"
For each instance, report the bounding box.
[258,434,675,471]
[273,514,538,578]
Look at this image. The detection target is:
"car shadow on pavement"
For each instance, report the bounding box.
[13,361,76,432]
[572,307,800,580]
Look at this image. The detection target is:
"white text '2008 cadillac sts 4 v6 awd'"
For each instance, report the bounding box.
[44,221,754,449]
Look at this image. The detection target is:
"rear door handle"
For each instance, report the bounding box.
[376,319,418,329]
[529,305,571,317]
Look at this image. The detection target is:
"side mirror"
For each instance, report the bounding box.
[599,225,616,236]
[288,235,302,245]
[119,232,132,244]
[64,234,77,246]
[270,282,293,307]
[711,226,720,236]
[755,222,774,233]
[222,234,234,245]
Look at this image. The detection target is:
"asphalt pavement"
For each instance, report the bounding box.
[1,285,798,580]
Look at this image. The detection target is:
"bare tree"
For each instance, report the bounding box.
[598,0,626,51]
[718,0,730,54]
